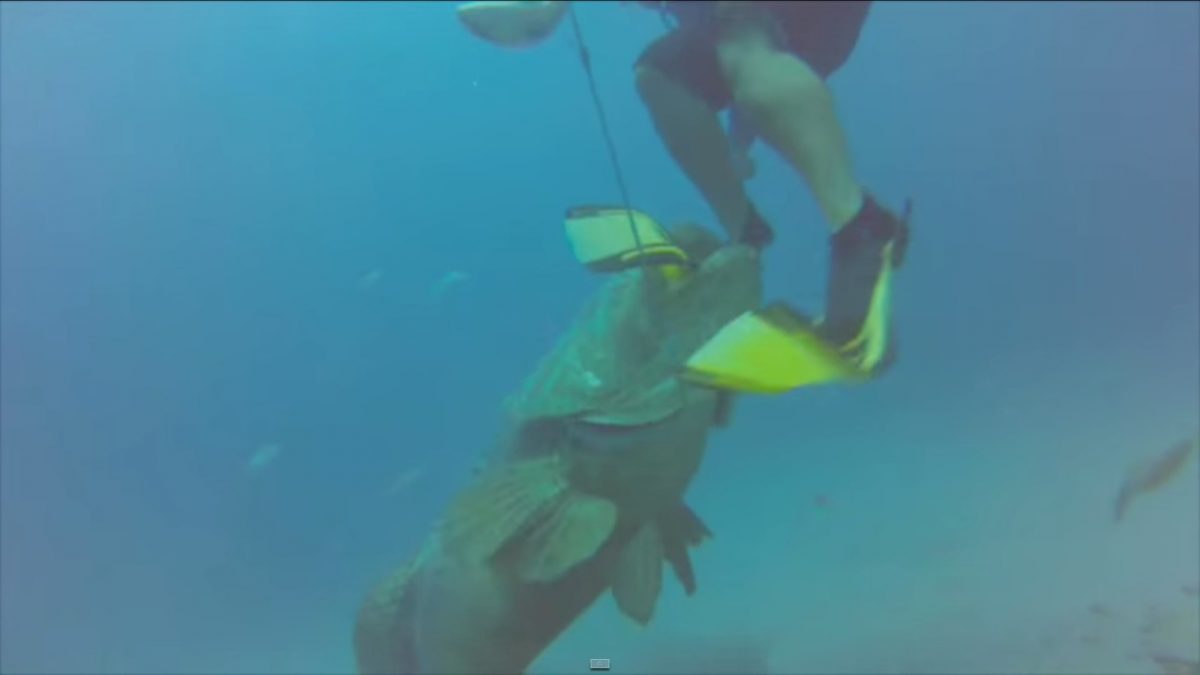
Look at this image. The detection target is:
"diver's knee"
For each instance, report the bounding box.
[726,50,828,118]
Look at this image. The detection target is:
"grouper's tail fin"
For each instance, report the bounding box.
[611,503,712,626]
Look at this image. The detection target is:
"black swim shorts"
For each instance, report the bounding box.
[636,1,872,110]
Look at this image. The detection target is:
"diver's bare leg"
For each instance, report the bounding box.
[635,65,753,242]
[717,28,865,231]
[715,19,909,371]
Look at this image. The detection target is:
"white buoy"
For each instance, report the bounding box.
[456,1,569,49]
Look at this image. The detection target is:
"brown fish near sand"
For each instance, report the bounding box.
[1113,436,1199,522]
[1151,656,1200,675]
[1139,600,1200,675]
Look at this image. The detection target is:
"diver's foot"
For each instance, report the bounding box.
[739,202,775,250]
[819,194,911,375]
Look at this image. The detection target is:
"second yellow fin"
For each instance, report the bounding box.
[682,303,867,394]
[564,205,690,273]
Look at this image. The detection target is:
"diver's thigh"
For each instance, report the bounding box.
[714,8,791,86]
[636,25,732,111]
[771,1,872,78]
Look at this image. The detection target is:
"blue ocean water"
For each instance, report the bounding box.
[1,2,1197,673]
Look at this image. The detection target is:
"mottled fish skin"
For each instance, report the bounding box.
[506,244,762,430]
[1114,437,1198,522]
[355,241,762,674]
[404,524,642,675]
[353,547,434,675]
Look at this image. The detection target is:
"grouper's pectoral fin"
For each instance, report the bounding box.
[440,456,570,563]
[612,521,664,625]
[515,490,619,583]
[659,502,712,596]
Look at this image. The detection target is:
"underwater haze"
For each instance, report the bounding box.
[2,1,1198,673]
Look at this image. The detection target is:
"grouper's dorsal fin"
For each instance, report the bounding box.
[612,522,664,625]
[440,456,570,563]
[515,490,618,583]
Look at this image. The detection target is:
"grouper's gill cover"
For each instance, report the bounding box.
[504,243,763,437]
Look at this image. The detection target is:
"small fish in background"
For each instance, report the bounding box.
[358,268,385,291]
[1140,601,1200,675]
[813,493,832,509]
[1181,585,1199,597]
[1113,436,1199,522]
[385,468,424,497]
[1068,602,1125,654]
[1079,632,1105,646]
[246,443,283,476]
[430,270,470,301]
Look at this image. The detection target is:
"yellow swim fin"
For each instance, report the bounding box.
[681,303,868,394]
[830,241,897,374]
[564,205,691,277]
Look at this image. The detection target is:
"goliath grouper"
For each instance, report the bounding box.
[354,223,762,674]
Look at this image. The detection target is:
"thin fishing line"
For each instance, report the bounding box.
[566,4,647,267]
